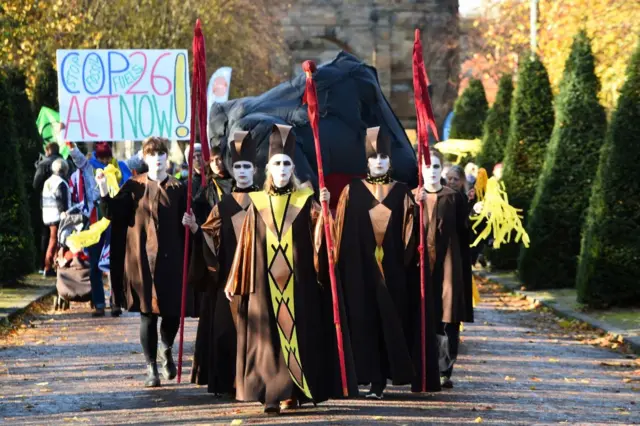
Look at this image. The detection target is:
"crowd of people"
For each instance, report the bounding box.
[33,126,492,415]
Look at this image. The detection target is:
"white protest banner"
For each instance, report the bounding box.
[56,49,190,142]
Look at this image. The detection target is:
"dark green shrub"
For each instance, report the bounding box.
[0,69,37,281]
[449,78,489,140]
[477,75,513,172]
[489,56,554,270]
[518,32,607,289]
[576,39,640,308]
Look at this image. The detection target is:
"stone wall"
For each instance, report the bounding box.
[280,0,460,129]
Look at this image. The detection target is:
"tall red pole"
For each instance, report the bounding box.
[412,29,440,392]
[302,60,348,396]
[178,19,209,384]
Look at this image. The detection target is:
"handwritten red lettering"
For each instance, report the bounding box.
[126,51,148,95]
[82,97,100,137]
[150,52,173,95]
[64,96,85,140]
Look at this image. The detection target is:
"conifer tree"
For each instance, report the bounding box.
[477,75,513,172]
[576,40,640,308]
[488,56,554,270]
[449,78,489,140]
[0,69,36,281]
[518,32,606,289]
[5,68,41,263]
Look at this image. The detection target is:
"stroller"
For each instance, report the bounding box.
[54,205,91,310]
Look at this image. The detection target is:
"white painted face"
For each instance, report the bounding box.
[367,154,390,177]
[144,153,168,180]
[267,154,294,188]
[421,154,442,187]
[232,161,255,188]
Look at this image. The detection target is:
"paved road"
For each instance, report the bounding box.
[1,281,638,425]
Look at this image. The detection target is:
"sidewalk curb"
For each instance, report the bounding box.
[475,270,640,355]
[0,286,57,326]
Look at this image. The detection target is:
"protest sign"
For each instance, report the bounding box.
[56,49,190,142]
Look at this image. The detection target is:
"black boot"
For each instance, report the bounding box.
[159,347,177,380]
[144,362,161,387]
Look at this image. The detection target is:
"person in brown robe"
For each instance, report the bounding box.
[334,126,441,398]
[415,149,473,390]
[223,124,359,414]
[183,131,259,396]
[96,137,198,388]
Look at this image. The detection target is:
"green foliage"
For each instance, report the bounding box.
[5,67,41,264]
[518,32,607,289]
[32,58,59,113]
[0,69,36,282]
[477,74,514,172]
[576,39,640,308]
[449,78,489,139]
[489,56,554,270]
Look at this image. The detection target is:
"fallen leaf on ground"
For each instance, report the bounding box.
[35,382,48,386]
[373,416,384,420]
[504,376,516,381]
[474,417,483,423]
[530,377,542,382]
[530,386,536,390]
[548,358,560,363]
[230,420,243,426]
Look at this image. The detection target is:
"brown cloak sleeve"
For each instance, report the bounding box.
[311,199,337,273]
[224,207,256,296]
[188,205,222,292]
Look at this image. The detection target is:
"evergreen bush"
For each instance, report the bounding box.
[488,56,554,270]
[0,69,37,281]
[449,78,489,140]
[5,68,41,267]
[576,40,640,308]
[477,75,513,172]
[32,59,59,113]
[518,32,607,289]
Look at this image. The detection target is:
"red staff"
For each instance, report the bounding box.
[302,60,348,396]
[412,29,440,392]
[178,18,211,384]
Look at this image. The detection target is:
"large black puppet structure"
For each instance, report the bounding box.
[208,52,417,207]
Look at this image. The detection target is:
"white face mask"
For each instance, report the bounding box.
[145,153,168,181]
[267,154,294,188]
[232,161,255,188]
[367,154,390,177]
[421,155,442,188]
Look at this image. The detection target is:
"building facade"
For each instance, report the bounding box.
[281,0,460,129]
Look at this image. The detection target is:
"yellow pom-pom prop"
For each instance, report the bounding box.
[475,168,488,201]
[66,218,111,252]
[470,177,530,249]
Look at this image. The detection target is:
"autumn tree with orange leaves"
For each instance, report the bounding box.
[466,0,640,110]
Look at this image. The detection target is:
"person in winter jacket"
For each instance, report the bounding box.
[85,142,131,317]
[41,158,71,277]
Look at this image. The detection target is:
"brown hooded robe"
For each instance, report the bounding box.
[102,174,198,317]
[225,187,359,405]
[189,190,254,394]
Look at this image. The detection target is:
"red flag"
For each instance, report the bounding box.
[302,60,349,397]
[178,18,209,384]
[412,29,440,167]
[412,28,440,393]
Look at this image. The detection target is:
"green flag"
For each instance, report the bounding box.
[36,107,69,159]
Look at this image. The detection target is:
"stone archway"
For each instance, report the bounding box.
[287,35,357,77]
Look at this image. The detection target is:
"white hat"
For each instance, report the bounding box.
[184,143,202,164]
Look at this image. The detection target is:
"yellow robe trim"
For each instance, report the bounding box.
[249,188,314,400]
